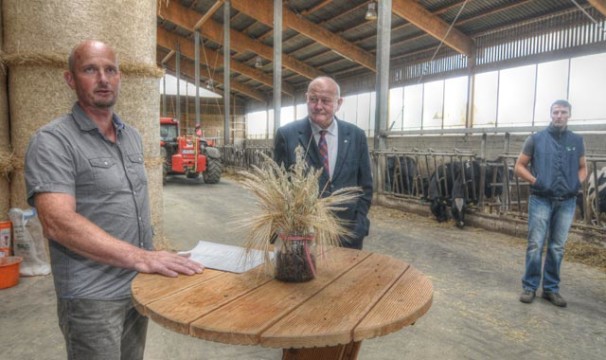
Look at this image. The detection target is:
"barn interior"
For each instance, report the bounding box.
[1,1,606,359]
[152,0,606,235]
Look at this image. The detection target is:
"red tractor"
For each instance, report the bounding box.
[160,117,222,184]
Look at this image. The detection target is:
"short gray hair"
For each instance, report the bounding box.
[308,76,341,98]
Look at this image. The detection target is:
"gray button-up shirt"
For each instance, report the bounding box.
[25,103,153,300]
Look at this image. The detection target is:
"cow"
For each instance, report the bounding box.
[427,161,462,223]
[385,155,418,196]
[586,166,606,225]
[428,159,508,228]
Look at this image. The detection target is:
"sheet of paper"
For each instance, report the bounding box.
[178,240,271,273]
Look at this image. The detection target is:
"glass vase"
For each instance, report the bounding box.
[274,233,316,282]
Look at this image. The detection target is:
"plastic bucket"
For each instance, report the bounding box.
[0,221,11,257]
[0,256,23,289]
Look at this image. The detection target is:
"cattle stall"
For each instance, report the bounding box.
[222,145,274,170]
[374,149,510,226]
[223,131,606,242]
[374,148,606,241]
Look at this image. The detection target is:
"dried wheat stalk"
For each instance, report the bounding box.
[237,145,361,268]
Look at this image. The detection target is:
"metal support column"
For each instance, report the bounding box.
[265,102,270,140]
[373,0,392,151]
[273,0,283,136]
[195,30,201,128]
[223,1,231,145]
[176,44,181,122]
[162,65,167,117]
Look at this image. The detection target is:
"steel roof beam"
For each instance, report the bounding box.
[392,0,475,57]
[162,55,266,102]
[158,27,291,96]
[158,0,322,82]
[230,0,377,72]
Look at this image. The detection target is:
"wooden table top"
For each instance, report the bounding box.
[132,247,433,349]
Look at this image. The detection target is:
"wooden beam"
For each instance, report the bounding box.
[392,0,475,57]
[163,53,266,102]
[230,0,377,72]
[158,0,322,80]
[301,0,332,16]
[588,0,606,17]
[157,27,294,95]
[157,50,225,96]
[194,0,225,30]
[161,50,176,64]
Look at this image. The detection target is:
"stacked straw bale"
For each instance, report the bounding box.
[2,0,166,241]
[0,4,10,221]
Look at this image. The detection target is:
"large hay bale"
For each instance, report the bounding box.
[0,4,10,221]
[3,0,166,240]
[114,75,165,241]
[2,0,156,64]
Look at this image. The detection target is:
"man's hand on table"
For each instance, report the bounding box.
[134,250,205,277]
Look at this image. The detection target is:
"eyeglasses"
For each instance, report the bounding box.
[307,96,337,106]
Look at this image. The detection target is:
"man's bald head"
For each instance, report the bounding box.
[68,40,119,73]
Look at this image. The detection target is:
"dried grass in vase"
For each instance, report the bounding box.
[237,145,361,281]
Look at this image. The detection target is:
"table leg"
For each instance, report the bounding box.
[282,341,361,360]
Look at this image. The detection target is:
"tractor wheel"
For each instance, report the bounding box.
[203,158,222,184]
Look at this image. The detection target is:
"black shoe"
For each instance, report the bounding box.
[519,290,536,304]
[542,291,567,307]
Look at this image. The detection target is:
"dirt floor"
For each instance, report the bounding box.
[1,176,605,360]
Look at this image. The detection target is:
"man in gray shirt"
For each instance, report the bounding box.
[25,40,203,360]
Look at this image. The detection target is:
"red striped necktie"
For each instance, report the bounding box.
[318,130,329,175]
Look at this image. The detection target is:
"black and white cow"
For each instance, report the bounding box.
[427,161,462,223]
[428,159,507,228]
[385,155,419,196]
[587,166,606,224]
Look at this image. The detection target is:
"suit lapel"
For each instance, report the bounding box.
[332,119,351,181]
[297,119,322,168]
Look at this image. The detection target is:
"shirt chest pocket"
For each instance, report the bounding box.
[126,153,148,187]
[89,157,124,193]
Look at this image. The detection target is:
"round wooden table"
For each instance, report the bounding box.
[132,247,433,359]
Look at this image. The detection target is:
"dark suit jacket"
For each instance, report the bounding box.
[274,117,373,249]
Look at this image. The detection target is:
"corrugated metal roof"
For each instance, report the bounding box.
[158,0,605,102]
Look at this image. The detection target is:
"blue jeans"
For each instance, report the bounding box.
[57,297,148,360]
[522,195,576,293]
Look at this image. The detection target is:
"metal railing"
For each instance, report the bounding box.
[220,145,605,230]
[374,148,606,228]
[221,145,273,170]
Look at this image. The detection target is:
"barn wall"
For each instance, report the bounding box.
[386,133,606,159]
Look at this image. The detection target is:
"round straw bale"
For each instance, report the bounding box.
[8,66,75,158]
[9,170,28,211]
[3,0,168,243]
[114,75,164,238]
[114,75,162,159]
[2,0,157,66]
[6,66,71,210]
[147,161,165,243]
[0,6,10,220]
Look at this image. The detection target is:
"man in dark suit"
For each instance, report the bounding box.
[274,76,373,249]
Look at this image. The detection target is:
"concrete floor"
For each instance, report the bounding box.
[1,177,605,360]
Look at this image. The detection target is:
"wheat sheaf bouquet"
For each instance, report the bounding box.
[238,145,361,282]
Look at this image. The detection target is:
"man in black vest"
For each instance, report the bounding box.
[514,100,587,307]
